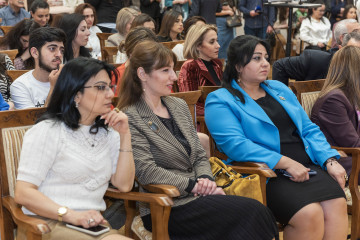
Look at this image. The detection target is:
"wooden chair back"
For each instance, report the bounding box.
[289,79,325,117]
[161,40,184,50]
[170,90,201,127]
[0,49,18,64]
[6,70,29,82]
[174,60,184,72]
[197,86,221,135]
[0,108,49,240]
[103,46,118,63]
[96,32,112,61]
[0,26,13,35]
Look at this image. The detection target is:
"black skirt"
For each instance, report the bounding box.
[142,195,279,240]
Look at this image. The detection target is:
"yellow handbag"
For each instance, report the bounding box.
[209,157,263,204]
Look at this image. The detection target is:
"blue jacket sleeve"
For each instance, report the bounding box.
[205,91,283,169]
[0,94,9,111]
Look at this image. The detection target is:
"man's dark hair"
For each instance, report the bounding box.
[30,0,49,13]
[29,27,66,51]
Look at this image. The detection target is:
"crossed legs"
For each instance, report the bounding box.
[283,198,347,240]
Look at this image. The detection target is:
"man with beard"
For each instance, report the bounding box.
[10,27,66,109]
[0,0,30,34]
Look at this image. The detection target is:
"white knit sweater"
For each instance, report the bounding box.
[17,120,120,215]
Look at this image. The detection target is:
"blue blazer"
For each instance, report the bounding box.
[205,80,339,169]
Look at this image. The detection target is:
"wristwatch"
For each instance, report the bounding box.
[57,206,68,222]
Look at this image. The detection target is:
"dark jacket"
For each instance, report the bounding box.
[85,0,132,23]
[189,0,222,24]
[140,0,161,19]
[272,48,338,85]
[311,89,360,148]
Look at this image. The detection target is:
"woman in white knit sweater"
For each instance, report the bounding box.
[14,58,134,239]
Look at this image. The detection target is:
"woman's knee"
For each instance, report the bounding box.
[289,203,324,229]
[321,197,347,219]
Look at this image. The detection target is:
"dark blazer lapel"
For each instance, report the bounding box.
[195,59,217,86]
[135,97,189,159]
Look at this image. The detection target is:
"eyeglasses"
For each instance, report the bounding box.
[83,84,114,92]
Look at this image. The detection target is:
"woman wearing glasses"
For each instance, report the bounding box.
[15,57,134,239]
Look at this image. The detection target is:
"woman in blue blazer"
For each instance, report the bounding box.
[205,35,348,240]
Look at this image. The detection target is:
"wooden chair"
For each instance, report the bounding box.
[6,70,29,82]
[103,46,118,64]
[0,26,13,35]
[0,49,18,64]
[96,32,112,61]
[289,80,360,240]
[197,86,221,135]
[0,108,175,240]
[170,90,201,127]
[289,79,325,117]
[160,40,184,50]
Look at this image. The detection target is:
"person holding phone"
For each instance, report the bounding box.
[205,35,348,240]
[14,58,134,240]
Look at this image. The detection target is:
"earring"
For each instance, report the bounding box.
[75,101,79,108]
[143,88,145,92]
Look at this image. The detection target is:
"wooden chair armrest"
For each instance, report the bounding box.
[141,184,180,198]
[231,162,277,178]
[2,196,51,234]
[105,188,174,206]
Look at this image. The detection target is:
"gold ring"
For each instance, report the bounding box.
[114,108,120,113]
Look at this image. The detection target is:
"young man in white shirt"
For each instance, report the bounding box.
[10,27,66,109]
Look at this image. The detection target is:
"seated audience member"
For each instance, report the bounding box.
[300,0,331,51]
[75,3,102,60]
[205,35,348,240]
[106,8,139,47]
[15,57,134,240]
[0,53,15,110]
[10,27,66,109]
[331,4,357,48]
[130,13,156,32]
[330,0,352,26]
[30,0,50,27]
[157,10,183,42]
[85,0,131,33]
[172,15,206,61]
[311,41,360,178]
[117,40,279,240]
[113,27,158,94]
[0,0,30,34]
[0,19,39,70]
[55,13,91,62]
[273,19,360,85]
[178,24,221,116]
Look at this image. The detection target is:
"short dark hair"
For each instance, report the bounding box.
[30,0,49,13]
[131,13,155,30]
[74,3,98,25]
[55,13,91,61]
[29,27,66,52]
[38,57,117,132]
[222,35,270,103]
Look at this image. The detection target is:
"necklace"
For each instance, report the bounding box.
[78,126,97,147]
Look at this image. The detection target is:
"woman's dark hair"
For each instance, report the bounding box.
[74,3,98,25]
[38,57,117,133]
[307,0,325,23]
[117,41,177,109]
[182,15,206,38]
[222,35,270,104]
[130,13,155,30]
[342,4,357,20]
[55,13,91,61]
[0,19,39,68]
[158,10,183,40]
[30,0,49,13]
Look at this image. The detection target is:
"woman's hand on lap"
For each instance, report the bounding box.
[326,161,346,189]
[64,209,106,228]
[192,178,217,196]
